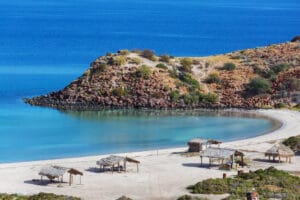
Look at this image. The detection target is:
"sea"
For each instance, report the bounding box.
[0,0,298,162]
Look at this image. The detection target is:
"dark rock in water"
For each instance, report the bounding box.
[291,35,300,42]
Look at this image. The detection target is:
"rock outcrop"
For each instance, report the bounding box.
[24,41,300,110]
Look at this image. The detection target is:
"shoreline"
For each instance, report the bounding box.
[0,109,299,200]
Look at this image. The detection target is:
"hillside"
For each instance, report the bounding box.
[24,40,300,110]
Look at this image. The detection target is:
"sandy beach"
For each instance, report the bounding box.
[0,109,299,200]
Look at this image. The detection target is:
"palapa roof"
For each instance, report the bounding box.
[39,166,83,178]
[39,166,67,178]
[188,138,222,145]
[265,144,294,157]
[188,138,208,144]
[97,155,125,166]
[200,147,244,159]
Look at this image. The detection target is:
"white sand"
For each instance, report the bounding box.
[0,109,299,200]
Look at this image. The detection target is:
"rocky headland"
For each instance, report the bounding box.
[24,39,300,110]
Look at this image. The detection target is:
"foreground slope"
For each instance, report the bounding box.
[25,41,300,110]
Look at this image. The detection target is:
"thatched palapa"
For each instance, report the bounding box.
[265,144,294,163]
[39,165,83,185]
[187,138,222,152]
[96,155,140,172]
[199,147,244,168]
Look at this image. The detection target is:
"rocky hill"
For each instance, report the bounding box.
[24,40,300,110]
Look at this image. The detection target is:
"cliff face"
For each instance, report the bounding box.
[24,42,300,110]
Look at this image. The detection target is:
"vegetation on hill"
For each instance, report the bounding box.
[283,136,300,152]
[24,40,300,110]
[187,167,300,199]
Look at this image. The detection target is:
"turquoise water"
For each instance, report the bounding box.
[0,0,297,162]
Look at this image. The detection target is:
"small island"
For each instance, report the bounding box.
[24,39,300,111]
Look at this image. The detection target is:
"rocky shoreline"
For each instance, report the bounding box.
[24,40,300,111]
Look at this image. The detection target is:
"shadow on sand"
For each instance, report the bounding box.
[24,179,65,186]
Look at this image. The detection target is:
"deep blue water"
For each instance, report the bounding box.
[0,0,298,162]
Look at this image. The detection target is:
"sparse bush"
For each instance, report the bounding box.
[135,65,152,79]
[179,73,200,89]
[156,63,168,70]
[118,49,130,55]
[274,103,288,109]
[0,192,81,200]
[222,62,236,71]
[168,68,179,78]
[113,56,127,66]
[91,63,108,74]
[283,136,300,152]
[246,77,271,95]
[140,49,157,61]
[177,195,209,200]
[159,54,171,63]
[111,87,128,97]
[205,72,221,84]
[169,90,180,102]
[180,58,193,72]
[130,57,142,64]
[272,63,290,74]
[200,93,219,104]
[84,69,91,76]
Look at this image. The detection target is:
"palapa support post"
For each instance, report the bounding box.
[200,156,203,166]
[69,174,72,186]
[136,163,139,172]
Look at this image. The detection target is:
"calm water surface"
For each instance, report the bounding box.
[0,0,297,162]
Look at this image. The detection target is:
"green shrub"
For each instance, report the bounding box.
[169,90,180,102]
[272,63,290,74]
[181,93,201,105]
[200,93,219,104]
[156,63,168,70]
[283,136,300,152]
[246,77,271,95]
[177,195,209,200]
[159,54,171,63]
[91,63,108,74]
[205,72,221,84]
[222,62,236,71]
[274,103,288,109]
[113,56,127,66]
[294,103,300,109]
[111,87,129,97]
[135,65,152,79]
[188,167,300,199]
[118,49,130,55]
[179,73,200,89]
[140,49,157,61]
[180,58,193,72]
[0,192,81,200]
